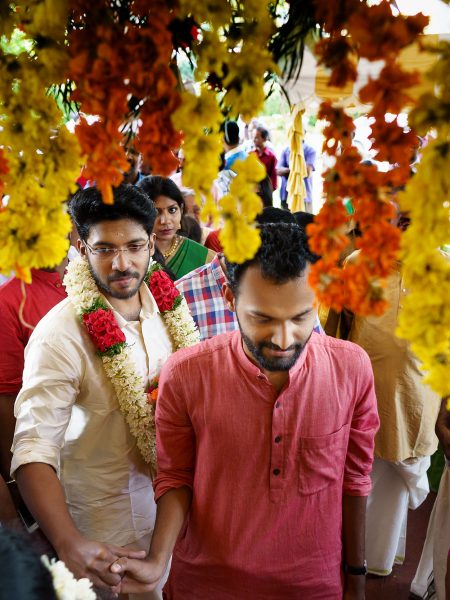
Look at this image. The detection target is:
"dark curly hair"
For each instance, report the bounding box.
[0,529,57,599]
[70,184,157,241]
[226,223,319,295]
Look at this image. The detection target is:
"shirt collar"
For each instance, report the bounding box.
[255,146,270,157]
[224,146,244,159]
[31,269,63,284]
[103,281,159,328]
[209,254,227,288]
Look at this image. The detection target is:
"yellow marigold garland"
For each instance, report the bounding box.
[397,40,450,399]
[176,0,278,262]
[0,2,82,282]
[218,154,265,262]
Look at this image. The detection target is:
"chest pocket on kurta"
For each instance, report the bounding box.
[297,423,350,495]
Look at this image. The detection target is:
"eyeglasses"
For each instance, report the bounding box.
[83,240,150,260]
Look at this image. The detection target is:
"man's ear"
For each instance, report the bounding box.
[223,282,236,312]
[149,233,156,257]
[77,239,87,257]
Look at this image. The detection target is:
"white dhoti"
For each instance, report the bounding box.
[410,461,450,599]
[365,456,430,575]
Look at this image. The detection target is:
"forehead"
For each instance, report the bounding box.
[87,219,147,244]
[236,263,315,317]
[154,195,179,208]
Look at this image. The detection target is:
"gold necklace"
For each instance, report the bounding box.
[162,235,181,259]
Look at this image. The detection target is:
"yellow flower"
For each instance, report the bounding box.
[219,216,262,263]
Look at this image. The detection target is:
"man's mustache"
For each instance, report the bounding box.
[107,270,139,282]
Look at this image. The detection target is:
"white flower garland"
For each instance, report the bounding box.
[41,556,96,600]
[64,256,199,469]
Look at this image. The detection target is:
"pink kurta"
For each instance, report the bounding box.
[155,331,379,599]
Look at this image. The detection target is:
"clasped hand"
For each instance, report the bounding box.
[110,554,167,594]
[57,535,147,593]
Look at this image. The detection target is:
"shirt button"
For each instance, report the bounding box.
[273,468,281,476]
[55,283,61,288]
[274,435,282,443]
[275,402,280,408]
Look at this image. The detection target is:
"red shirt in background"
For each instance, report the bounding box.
[0,270,66,395]
[155,330,379,600]
[253,146,278,191]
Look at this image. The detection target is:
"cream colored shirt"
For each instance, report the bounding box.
[347,257,440,462]
[11,284,173,546]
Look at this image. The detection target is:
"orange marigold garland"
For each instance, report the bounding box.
[308,0,428,315]
[68,0,181,204]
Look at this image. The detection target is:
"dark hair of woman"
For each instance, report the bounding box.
[137,175,187,231]
[181,215,202,244]
[0,529,57,600]
[257,176,273,208]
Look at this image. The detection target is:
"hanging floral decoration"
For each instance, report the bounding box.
[307,0,427,315]
[219,153,266,262]
[0,3,82,282]
[173,0,278,241]
[68,0,182,205]
[64,256,199,468]
[0,1,448,399]
[396,40,450,400]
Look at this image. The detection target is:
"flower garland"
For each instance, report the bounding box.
[396,39,450,400]
[63,256,200,469]
[41,555,96,600]
[0,4,82,282]
[68,0,181,205]
[174,0,278,261]
[307,0,427,314]
[218,154,266,262]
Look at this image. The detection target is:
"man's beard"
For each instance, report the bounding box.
[88,260,148,300]
[239,326,311,372]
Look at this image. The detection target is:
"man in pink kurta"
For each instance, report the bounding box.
[112,223,379,599]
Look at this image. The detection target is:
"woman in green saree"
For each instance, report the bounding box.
[137,176,215,279]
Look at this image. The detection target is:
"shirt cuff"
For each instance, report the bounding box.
[10,444,60,479]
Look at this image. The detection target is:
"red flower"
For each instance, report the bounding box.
[149,270,180,312]
[82,309,126,353]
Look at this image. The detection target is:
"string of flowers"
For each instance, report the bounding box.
[63,255,200,470]
[68,0,182,205]
[41,555,96,600]
[219,154,266,262]
[396,39,450,400]
[0,3,82,282]
[307,0,427,315]
[174,0,278,260]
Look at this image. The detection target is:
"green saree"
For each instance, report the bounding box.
[167,237,210,279]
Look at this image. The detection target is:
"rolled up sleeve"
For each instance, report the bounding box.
[11,336,82,478]
[154,360,195,502]
[343,350,379,496]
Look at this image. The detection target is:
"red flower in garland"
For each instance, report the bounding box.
[82,308,126,353]
[149,270,180,312]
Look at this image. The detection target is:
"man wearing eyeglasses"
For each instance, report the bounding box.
[10,185,177,599]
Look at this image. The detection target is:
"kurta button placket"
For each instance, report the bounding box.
[270,397,284,495]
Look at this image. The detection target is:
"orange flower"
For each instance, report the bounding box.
[307,200,349,261]
[359,61,420,117]
[370,120,419,165]
[314,0,360,32]
[315,37,357,88]
[308,261,346,312]
[318,102,355,155]
[349,2,428,60]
